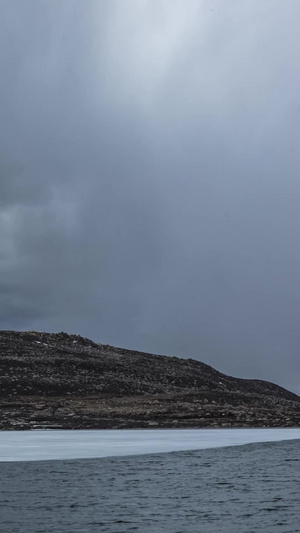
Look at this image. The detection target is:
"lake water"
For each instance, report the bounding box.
[1,429,300,532]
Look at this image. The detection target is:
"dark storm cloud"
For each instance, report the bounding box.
[1,0,300,393]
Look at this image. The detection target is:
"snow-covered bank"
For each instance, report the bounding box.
[1,428,300,462]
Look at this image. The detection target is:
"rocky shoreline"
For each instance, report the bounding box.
[1,330,300,430]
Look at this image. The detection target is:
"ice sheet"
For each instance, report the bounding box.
[1,428,300,462]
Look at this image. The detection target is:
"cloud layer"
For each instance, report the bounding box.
[1,0,300,392]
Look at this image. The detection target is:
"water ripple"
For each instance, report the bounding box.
[1,440,300,532]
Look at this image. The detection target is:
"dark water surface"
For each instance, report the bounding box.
[1,440,300,533]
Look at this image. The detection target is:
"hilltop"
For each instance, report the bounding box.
[1,330,299,430]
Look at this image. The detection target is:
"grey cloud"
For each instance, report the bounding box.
[1,0,300,394]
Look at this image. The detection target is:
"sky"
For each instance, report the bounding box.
[1,0,300,394]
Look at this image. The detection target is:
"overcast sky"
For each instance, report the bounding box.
[1,0,300,393]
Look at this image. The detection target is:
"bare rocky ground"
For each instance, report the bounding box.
[1,330,300,430]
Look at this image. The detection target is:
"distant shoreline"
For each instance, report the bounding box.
[1,330,300,431]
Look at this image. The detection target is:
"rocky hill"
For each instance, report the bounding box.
[1,330,300,430]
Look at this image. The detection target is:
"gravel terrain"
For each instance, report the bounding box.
[1,330,300,430]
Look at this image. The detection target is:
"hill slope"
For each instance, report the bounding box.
[1,330,300,430]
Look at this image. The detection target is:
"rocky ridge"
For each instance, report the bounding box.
[1,330,300,430]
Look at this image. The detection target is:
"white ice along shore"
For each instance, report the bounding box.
[1,428,300,462]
